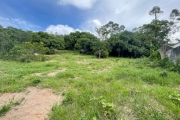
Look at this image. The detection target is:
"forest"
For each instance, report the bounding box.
[0,7,179,62]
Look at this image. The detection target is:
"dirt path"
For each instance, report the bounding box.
[0,87,63,120]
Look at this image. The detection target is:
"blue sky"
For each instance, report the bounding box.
[0,0,180,39]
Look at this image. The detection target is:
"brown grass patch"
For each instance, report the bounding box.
[47,68,66,77]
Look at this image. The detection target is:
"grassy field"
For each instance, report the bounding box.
[0,51,180,120]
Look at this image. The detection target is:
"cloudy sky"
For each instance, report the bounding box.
[0,0,179,38]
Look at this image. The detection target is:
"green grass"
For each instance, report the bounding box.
[0,50,180,119]
[0,98,24,116]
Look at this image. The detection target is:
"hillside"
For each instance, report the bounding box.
[0,51,180,120]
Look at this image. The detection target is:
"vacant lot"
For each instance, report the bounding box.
[0,51,180,120]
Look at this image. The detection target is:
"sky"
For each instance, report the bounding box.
[0,0,180,39]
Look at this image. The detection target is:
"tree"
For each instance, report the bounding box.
[0,26,32,57]
[169,9,180,42]
[74,32,100,54]
[149,6,163,21]
[31,31,65,54]
[95,21,125,40]
[107,31,149,57]
[8,42,47,62]
[149,6,163,47]
[170,9,180,21]
[64,31,81,50]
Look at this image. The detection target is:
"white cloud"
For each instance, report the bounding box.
[0,17,9,21]
[58,0,97,10]
[0,16,40,30]
[79,19,102,35]
[88,0,180,28]
[55,0,180,40]
[46,19,101,36]
[46,24,80,35]
[92,19,102,26]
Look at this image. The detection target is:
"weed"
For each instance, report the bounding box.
[0,98,24,116]
[31,79,41,86]
[169,91,180,106]
[160,71,167,79]
[62,90,75,105]
[91,96,116,119]
[0,104,11,116]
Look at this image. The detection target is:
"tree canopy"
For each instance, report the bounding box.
[0,7,179,61]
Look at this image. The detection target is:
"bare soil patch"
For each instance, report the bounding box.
[121,106,137,120]
[76,60,88,65]
[46,60,57,63]
[32,73,43,77]
[48,68,66,77]
[91,67,111,73]
[0,87,63,120]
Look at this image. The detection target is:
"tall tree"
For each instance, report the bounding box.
[149,6,163,21]
[170,9,180,21]
[95,21,125,40]
[169,9,180,42]
[149,6,163,46]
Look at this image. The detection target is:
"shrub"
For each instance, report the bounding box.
[7,42,47,62]
[149,50,161,61]
[46,48,56,54]
[149,56,180,73]
[158,57,174,69]
[95,49,109,58]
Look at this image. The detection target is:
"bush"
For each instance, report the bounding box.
[95,49,109,58]
[46,48,56,54]
[149,55,180,73]
[7,42,47,62]
[158,57,174,69]
[171,60,180,73]
[149,50,161,61]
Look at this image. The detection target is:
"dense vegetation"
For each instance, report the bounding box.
[0,7,179,61]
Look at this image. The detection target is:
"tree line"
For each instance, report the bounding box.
[0,6,179,62]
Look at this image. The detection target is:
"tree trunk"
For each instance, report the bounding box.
[98,48,101,58]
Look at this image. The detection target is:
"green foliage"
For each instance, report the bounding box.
[65,31,101,55]
[160,71,168,79]
[31,79,41,86]
[148,55,180,74]
[95,49,109,58]
[149,50,161,61]
[95,21,125,40]
[0,26,32,57]
[0,98,24,116]
[99,96,115,117]
[64,31,81,50]
[46,48,56,54]
[31,31,65,53]
[107,31,150,57]
[158,57,174,69]
[169,91,180,106]
[90,96,116,119]
[62,91,74,105]
[0,104,11,116]
[149,6,163,20]
[172,60,180,73]
[7,42,47,62]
